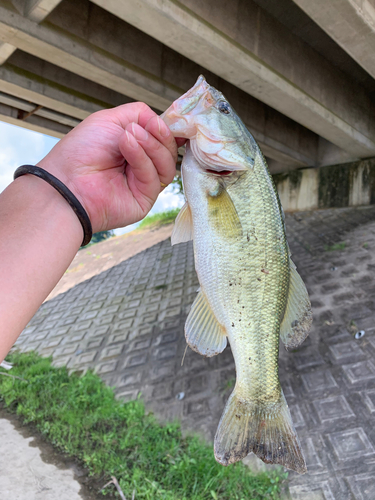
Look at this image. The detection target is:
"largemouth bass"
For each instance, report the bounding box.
[161,76,312,474]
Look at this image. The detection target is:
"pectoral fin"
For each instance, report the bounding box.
[207,186,242,239]
[185,291,227,357]
[280,260,312,350]
[171,202,193,245]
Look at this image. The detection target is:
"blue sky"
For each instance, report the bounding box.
[0,121,183,235]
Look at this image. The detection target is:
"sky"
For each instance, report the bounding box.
[0,121,183,236]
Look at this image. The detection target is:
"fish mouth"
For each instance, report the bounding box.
[205,169,233,176]
[161,75,214,136]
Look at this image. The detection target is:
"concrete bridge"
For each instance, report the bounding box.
[1,0,375,208]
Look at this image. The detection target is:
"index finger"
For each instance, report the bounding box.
[144,115,178,164]
[109,102,158,131]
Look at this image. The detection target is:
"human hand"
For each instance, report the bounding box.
[38,102,184,233]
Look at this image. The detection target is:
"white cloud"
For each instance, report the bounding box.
[150,184,184,214]
[0,121,59,193]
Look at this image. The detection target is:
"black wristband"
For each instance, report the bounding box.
[14,165,92,247]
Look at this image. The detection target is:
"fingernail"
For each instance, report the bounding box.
[132,123,148,141]
[158,117,170,138]
[125,130,137,149]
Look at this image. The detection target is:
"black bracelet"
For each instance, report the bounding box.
[14,165,92,247]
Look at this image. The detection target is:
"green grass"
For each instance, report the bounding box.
[0,352,286,500]
[324,242,346,252]
[138,208,180,229]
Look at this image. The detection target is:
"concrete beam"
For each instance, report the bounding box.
[0,63,91,120]
[0,49,136,122]
[0,90,80,126]
[274,159,375,212]
[0,42,16,65]
[0,4,324,166]
[292,0,375,82]
[0,100,69,137]
[0,0,63,65]
[0,3,179,110]
[91,0,375,158]
[25,0,63,22]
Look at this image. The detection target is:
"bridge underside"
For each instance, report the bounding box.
[1,0,375,207]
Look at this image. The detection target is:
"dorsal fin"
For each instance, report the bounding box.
[171,202,193,245]
[280,260,312,350]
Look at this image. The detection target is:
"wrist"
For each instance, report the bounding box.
[30,162,93,244]
[12,173,84,247]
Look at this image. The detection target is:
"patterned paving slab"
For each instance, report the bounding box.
[14,205,375,499]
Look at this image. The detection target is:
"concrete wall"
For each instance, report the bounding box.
[274,159,375,212]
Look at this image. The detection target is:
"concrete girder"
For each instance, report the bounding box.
[0,91,80,126]
[0,63,93,120]
[0,59,317,168]
[25,0,64,22]
[291,0,375,82]
[0,3,179,110]
[91,0,375,158]
[0,0,63,65]
[0,41,17,65]
[0,4,323,168]
[0,100,70,137]
[0,49,136,121]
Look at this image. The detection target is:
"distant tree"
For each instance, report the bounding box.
[171,173,184,196]
[90,230,114,244]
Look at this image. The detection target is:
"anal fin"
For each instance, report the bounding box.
[214,388,307,474]
[185,291,227,357]
[171,202,193,245]
[280,259,312,350]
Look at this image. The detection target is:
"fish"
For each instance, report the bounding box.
[161,76,312,474]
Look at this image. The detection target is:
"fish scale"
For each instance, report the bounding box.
[225,153,288,403]
[162,75,312,473]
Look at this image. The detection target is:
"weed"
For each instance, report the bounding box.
[348,319,358,333]
[0,352,286,499]
[65,263,84,274]
[324,242,346,252]
[362,242,369,249]
[138,208,180,229]
[220,377,236,395]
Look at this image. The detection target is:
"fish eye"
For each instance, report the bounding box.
[217,101,231,114]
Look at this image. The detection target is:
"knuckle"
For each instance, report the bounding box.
[134,101,153,114]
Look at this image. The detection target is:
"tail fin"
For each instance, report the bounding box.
[214,389,306,474]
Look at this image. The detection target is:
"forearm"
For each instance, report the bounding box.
[0,175,82,361]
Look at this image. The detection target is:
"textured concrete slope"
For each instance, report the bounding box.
[14,205,375,499]
[47,224,174,301]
